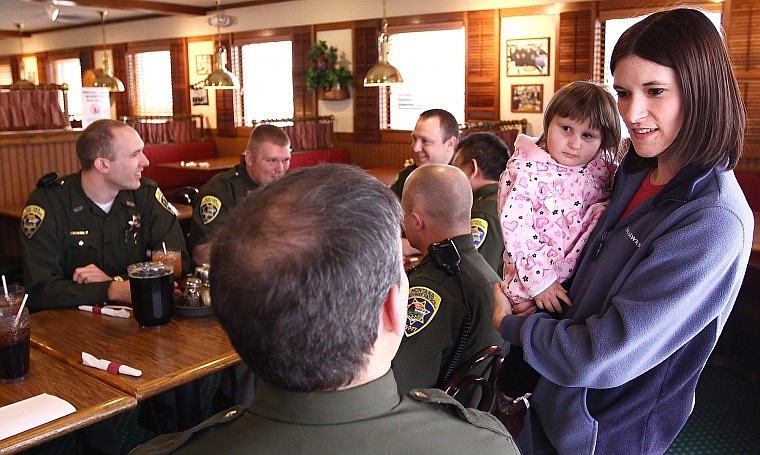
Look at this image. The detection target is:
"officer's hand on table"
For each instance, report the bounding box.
[492,283,512,330]
[73,264,112,284]
[107,280,132,304]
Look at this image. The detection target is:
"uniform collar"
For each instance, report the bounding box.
[473,183,498,201]
[68,172,136,216]
[249,371,402,425]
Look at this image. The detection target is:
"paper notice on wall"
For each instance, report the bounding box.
[81,87,111,128]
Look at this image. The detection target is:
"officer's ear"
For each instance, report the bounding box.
[382,281,407,338]
[469,158,481,180]
[93,156,110,174]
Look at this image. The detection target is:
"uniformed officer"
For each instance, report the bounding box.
[452,132,512,277]
[130,165,518,455]
[188,123,291,265]
[390,108,459,200]
[392,164,503,405]
[21,119,189,311]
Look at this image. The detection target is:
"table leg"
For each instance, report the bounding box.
[175,380,201,430]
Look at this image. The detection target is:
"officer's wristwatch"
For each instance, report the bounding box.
[112,276,124,282]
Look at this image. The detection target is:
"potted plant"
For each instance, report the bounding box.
[306,40,352,100]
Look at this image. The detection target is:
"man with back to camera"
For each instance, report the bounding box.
[390,108,460,200]
[20,119,189,311]
[130,164,519,454]
[188,123,291,266]
[392,164,503,405]
[451,132,511,277]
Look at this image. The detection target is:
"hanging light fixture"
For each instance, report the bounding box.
[363,0,403,87]
[203,0,239,90]
[11,24,35,90]
[90,10,125,93]
[46,1,60,22]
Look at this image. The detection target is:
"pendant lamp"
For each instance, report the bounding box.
[90,10,125,93]
[203,0,239,90]
[11,24,35,90]
[363,0,403,87]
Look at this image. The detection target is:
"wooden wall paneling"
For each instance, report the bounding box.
[170,38,190,115]
[555,8,594,90]
[79,49,94,77]
[292,26,316,117]
[36,54,49,84]
[727,0,760,165]
[334,136,410,169]
[214,35,236,136]
[111,44,129,118]
[465,9,500,122]
[352,21,381,143]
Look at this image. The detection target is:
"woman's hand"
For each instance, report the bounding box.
[493,283,513,331]
[533,281,571,313]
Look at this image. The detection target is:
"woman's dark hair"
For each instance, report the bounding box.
[610,8,745,169]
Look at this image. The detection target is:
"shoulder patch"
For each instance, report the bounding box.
[21,205,45,239]
[405,286,441,337]
[471,217,488,249]
[200,196,222,225]
[154,188,174,214]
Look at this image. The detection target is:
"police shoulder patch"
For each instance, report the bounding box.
[405,286,441,337]
[154,188,174,214]
[471,217,488,249]
[200,196,222,225]
[21,205,45,239]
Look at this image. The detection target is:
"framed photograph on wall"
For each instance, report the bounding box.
[506,37,550,77]
[195,54,212,75]
[511,84,543,113]
[191,88,209,106]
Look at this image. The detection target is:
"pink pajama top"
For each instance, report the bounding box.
[498,134,613,303]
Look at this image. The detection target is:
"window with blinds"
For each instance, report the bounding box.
[127,50,173,116]
[0,62,11,85]
[386,27,465,130]
[51,57,82,121]
[237,40,294,126]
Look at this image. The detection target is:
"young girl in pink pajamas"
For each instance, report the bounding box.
[499,81,621,313]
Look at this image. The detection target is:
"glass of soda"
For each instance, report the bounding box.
[128,261,174,327]
[0,304,30,383]
[151,249,183,281]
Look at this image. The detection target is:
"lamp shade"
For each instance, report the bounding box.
[363,61,403,86]
[203,46,239,90]
[92,72,125,92]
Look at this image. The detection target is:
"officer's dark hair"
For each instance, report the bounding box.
[210,164,403,392]
[454,132,511,181]
[419,108,460,142]
[246,123,291,156]
[76,119,134,170]
[611,8,744,169]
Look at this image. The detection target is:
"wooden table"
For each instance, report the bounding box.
[0,347,136,454]
[31,309,240,401]
[363,166,399,186]
[158,156,240,172]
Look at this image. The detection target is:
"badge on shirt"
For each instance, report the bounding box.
[471,218,488,249]
[154,188,174,214]
[405,286,441,337]
[21,205,45,239]
[200,196,222,225]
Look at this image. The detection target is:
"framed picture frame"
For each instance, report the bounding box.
[511,84,543,113]
[506,37,550,77]
[195,54,212,75]
[191,88,209,106]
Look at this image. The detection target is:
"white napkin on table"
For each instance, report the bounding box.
[78,305,131,319]
[0,393,76,440]
[81,352,142,377]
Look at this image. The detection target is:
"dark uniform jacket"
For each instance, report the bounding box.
[20,173,188,311]
[392,234,503,403]
[470,183,504,277]
[188,164,259,250]
[390,163,417,199]
[129,372,519,455]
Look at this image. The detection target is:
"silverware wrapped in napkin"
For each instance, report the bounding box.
[78,305,131,319]
[81,351,142,377]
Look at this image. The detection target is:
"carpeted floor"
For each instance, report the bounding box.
[22,362,760,454]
